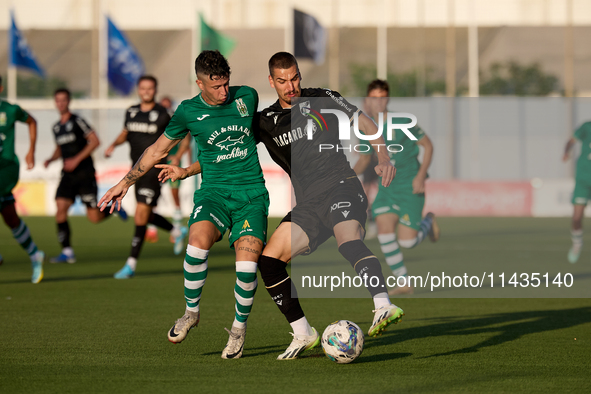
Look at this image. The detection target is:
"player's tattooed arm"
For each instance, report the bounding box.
[99,136,178,213]
[123,135,179,187]
[123,153,147,186]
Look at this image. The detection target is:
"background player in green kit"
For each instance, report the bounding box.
[355,80,439,295]
[563,122,591,263]
[100,51,268,359]
[0,76,45,283]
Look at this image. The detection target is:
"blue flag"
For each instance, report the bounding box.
[107,17,145,95]
[9,11,45,77]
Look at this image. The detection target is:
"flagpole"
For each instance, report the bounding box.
[329,0,340,91]
[8,6,16,102]
[98,4,108,102]
[284,0,293,53]
[376,0,388,80]
[91,0,99,99]
[7,66,16,102]
[192,8,200,97]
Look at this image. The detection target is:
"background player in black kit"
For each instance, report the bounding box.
[45,88,127,264]
[105,75,185,279]
[254,52,403,360]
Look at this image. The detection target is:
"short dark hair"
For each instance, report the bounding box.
[137,75,158,88]
[0,76,3,86]
[54,88,71,100]
[367,79,389,95]
[195,50,231,80]
[268,52,299,77]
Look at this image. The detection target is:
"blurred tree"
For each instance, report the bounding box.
[0,74,85,98]
[345,63,446,97]
[479,61,558,96]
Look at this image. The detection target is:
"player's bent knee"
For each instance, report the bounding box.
[262,243,291,262]
[86,209,102,224]
[258,255,288,286]
[398,238,419,249]
[1,205,20,228]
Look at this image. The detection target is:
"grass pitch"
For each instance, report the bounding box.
[1,217,590,393]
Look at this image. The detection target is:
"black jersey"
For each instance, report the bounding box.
[124,103,171,164]
[256,88,360,199]
[51,113,95,171]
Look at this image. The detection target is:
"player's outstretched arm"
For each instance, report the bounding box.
[99,135,180,213]
[563,137,576,162]
[156,160,202,183]
[104,129,128,158]
[64,131,100,172]
[24,116,37,170]
[353,152,373,175]
[44,146,62,168]
[358,113,396,187]
[413,134,433,194]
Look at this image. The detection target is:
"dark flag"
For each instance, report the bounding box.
[293,9,326,64]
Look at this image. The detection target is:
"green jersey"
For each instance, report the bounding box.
[360,115,425,181]
[164,86,264,189]
[0,100,29,169]
[574,122,591,182]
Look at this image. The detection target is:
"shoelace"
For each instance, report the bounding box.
[176,314,195,328]
[287,332,312,343]
[224,327,242,340]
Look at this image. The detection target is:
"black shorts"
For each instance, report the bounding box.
[281,176,368,254]
[135,167,162,207]
[56,168,99,208]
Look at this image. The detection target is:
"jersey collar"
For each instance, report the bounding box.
[198,92,231,107]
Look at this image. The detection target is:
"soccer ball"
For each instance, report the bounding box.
[321,320,364,364]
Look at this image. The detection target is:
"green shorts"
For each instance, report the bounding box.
[188,186,269,248]
[372,180,425,230]
[572,178,591,205]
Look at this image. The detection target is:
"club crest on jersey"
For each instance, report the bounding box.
[149,111,159,122]
[236,98,249,117]
[299,101,310,116]
[65,121,73,132]
[216,135,244,151]
[0,112,6,127]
